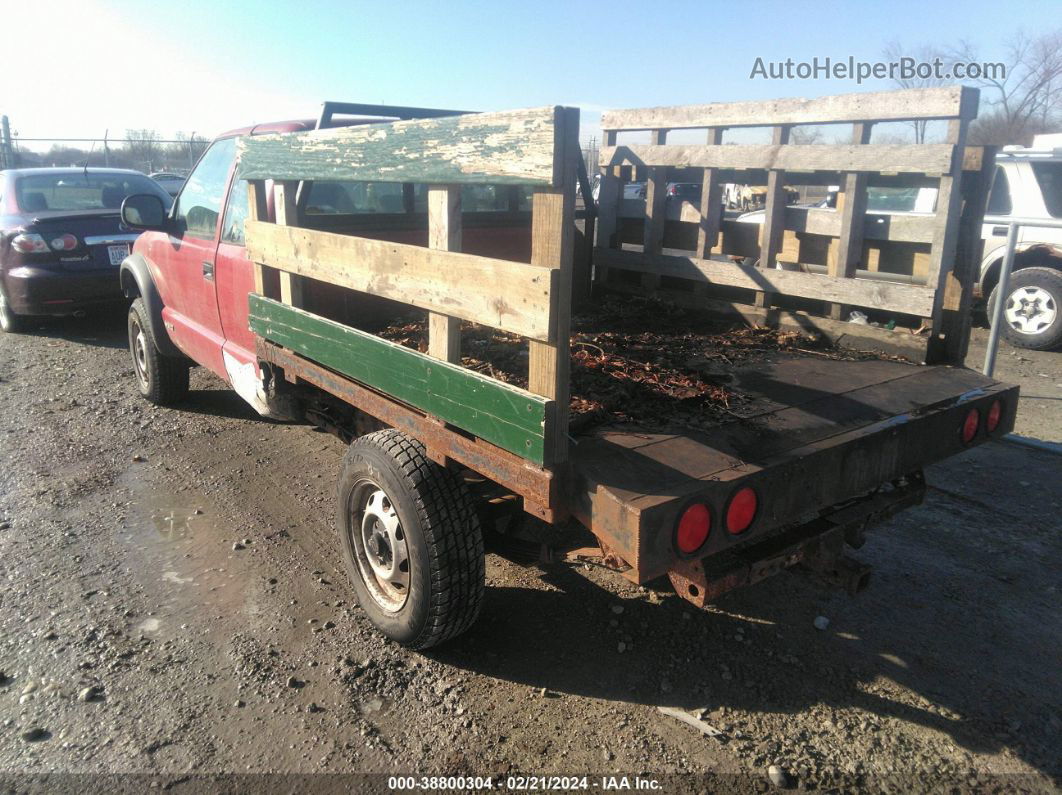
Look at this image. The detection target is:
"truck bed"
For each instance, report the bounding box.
[568,355,1017,582]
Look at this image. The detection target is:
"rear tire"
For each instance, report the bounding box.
[337,429,484,649]
[987,266,1062,351]
[0,288,26,333]
[128,298,189,405]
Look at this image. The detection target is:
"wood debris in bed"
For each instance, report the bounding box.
[377,296,903,434]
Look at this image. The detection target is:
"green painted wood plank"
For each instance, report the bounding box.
[237,107,562,186]
[248,295,550,464]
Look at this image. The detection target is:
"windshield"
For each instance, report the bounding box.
[15,172,173,213]
[1031,163,1062,218]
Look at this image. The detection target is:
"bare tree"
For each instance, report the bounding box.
[882,41,948,143]
[949,29,1062,145]
[124,129,163,171]
[789,126,825,144]
[168,132,209,172]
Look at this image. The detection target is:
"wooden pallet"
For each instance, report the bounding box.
[594,86,995,365]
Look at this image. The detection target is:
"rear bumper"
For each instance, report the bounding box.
[577,378,1020,585]
[3,266,125,316]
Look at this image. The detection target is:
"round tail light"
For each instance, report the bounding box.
[961,408,980,444]
[675,503,711,555]
[49,233,78,251]
[986,400,1002,433]
[726,487,758,534]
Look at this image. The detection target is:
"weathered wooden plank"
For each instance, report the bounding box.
[828,122,873,319]
[247,181,269,295]
[248,295,551,464]
[427,185,462,363]
[756,125,791,308]
[601,86,977,131]
[925,118,969,364]
[595,247,937,316]
[593,130,621,287]
[273,181,304,307]
[238,106,564,186]
[245,220,557,342]
[642,129,668,290]
[600,143,955,175]
[695,127,725,259]
[632,200,936,244]
[528,106,577,464]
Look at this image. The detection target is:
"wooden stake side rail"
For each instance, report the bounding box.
[594,86,983,365]
[242,105,579,480]
[243,219,558,342]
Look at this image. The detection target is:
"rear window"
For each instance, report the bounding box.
[304,181,529,215]
[1031,163,1062,218]
[15,172,171,212]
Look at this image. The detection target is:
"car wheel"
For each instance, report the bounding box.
[128,298,190,404]
[0,288,26,333]
[987,266,1062,351]
[337,429,484,649]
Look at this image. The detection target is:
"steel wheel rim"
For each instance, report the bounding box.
[130,318,150,388]
[349,480,409,612]
[1005,285,1057,335]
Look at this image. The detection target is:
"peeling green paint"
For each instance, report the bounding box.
[238,107,561,186]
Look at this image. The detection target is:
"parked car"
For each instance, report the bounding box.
[666,182,701,202]
[0,168,173,332]
[149,172,186,198]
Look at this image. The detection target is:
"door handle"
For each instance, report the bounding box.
[991,226,1008,236]
[202,261,215,280]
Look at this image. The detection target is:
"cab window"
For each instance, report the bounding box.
[986,167,1013,215]
[175,137,237,239]
[221,179,249,245]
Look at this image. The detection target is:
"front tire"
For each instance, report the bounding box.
[337,429,484,649]
[987,266,1062,351]
[0,288,26,333]
[128,298,189,404]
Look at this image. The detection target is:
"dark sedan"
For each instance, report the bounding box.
[0,168,172,332]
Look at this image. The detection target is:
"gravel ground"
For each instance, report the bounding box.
[0,313,1058,793]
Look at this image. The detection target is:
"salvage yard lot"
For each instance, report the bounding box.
[0,315,1059,791]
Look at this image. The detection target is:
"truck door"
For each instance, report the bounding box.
[156,137,237,379]
[213,176,265,406]
[982,165,1014,268]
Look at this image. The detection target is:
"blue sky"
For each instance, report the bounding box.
[6,0,1060,147]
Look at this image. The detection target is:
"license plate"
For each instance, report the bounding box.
[108,244,130,265]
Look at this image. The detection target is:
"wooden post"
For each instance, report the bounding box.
[695,127,725,260]
[528,107,577,465]
[594,130,621,288]
[924,117,969,364]
[427,185,462,363]
[641,129,669,291]
[827,121,873,320]
[247,180,270,297]
[757,124,791,309]
[274,180,304,307]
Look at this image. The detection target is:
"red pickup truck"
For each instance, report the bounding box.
[117,92,1019,650]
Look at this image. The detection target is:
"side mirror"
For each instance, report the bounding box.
[121,194,168,230]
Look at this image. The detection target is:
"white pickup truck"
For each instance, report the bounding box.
[737,137,1062,350]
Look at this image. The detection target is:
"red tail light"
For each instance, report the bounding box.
[11,232,49,253]
[49,233,78,251]
[726,487,758,534]
[986,400,1002,433]
[675,503,711,555]
[961,408,980,444]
